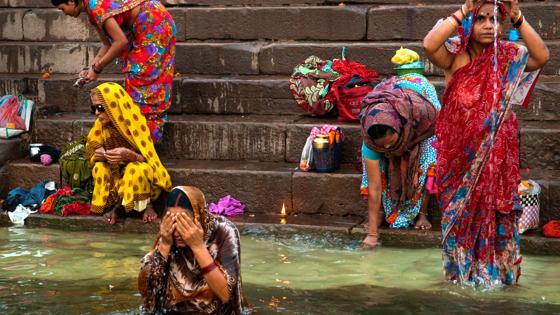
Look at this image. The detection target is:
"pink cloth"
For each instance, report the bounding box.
[208,195,245,217]
[309,124,344,141]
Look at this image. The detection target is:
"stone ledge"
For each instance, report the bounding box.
[27,112,560,171]
[2,74,560,120]
[3,158,559,221]
[1,1,546,8]
[368,3,560,41]
[184,6,368,41]
[258,41,560,76]
[1,212,558,256]
[3,4,558,41]
[2,41,560,76]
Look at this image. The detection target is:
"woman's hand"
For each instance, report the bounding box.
[362,234,379,249]
[504,0,520,20]
[463,0,476,14]
[94,147,106,161]
[84,66,99,83]
[159,212,175,247]
[175,213,205,251]
[79,67,89,79]
[104,147,130,164]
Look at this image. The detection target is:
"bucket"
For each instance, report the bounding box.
[312,135,341,173]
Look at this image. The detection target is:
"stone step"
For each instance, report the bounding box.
[2,4,558,41]
[2,213,560,256]
[0,74,298,115]
[2,40,559,76]
[2,74,559,121]
[0,137,27,167]
[30,113,560,171]
[1,159,558,225]
[0,159,365,217]
[0,0,550,8]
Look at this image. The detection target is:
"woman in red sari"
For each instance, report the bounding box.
[52,0,176,144]
[423,0,548,286]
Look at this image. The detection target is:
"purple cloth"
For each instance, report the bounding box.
[208,195,245,217]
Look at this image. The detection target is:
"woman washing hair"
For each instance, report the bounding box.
[423,0,548,285]
[52,0,176,144]
[138,186,248,314]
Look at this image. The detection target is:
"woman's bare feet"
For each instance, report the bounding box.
[362,234,380,249]
[103,207,119,225]
[142,206,158,223]
[414,213,432,230]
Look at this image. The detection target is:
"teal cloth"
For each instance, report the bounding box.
[362,142,381,160]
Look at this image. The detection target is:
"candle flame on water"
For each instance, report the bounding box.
[280,203,287,224]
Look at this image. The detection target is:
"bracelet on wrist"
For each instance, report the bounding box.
[200,261,218,275]
[460,4,467,18]
[511,14,524,29]
[91,63,103,74]
[451,13,462,26]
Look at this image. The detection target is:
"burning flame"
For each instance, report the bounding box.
[280,203,287,224]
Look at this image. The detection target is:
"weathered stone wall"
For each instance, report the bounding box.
[0,0,558,220]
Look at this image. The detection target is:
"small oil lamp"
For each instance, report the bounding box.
[280,203,287,224]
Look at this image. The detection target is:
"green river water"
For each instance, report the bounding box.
[0,226,559,314]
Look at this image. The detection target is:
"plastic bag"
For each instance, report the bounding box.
[0,95,25,129]
[0,95,34,139]
[518,180,540,234]
[299,136,314,171]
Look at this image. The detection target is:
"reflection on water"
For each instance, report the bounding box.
[0,226,559,314]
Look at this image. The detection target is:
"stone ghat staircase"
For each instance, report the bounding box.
[0,0,559,227]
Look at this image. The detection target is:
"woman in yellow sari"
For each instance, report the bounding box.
[86,82,172,224]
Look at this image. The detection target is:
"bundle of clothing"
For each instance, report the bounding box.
[39,186,92,216]
[3,180,57,224]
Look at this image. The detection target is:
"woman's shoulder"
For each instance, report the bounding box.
[362,142,381,161]
[215,216,241,237]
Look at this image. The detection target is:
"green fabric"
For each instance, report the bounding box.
[54,188,91,215]
[60,137,93,194]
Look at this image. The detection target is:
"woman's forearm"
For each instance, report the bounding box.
[95,18,129,70]
[96,41,127,70]
[423,8,464,54]
[518,19,550,69]
[367,193,382,235]
[192,245,231,303]
[92,45,110,65]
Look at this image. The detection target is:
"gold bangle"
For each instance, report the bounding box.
[515,10,522,23]
[447,16,458,28]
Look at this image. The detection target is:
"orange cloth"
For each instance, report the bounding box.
[543,220,560,238]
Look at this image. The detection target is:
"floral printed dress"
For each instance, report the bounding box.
[86,0,176,144]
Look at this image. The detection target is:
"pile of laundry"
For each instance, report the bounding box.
[2,180,92,224]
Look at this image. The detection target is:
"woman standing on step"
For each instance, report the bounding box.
[52,0,176,144]
[360,73,440,249]
[423,0,548,285]
[86,82,172,224]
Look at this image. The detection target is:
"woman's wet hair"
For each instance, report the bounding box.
[368,124,397,140]
[51,0,82,6]
[166,188,195,218]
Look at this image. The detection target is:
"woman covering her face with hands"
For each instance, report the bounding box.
[138,186,247,314]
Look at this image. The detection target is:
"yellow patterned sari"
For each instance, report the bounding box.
[85,82,172,214]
